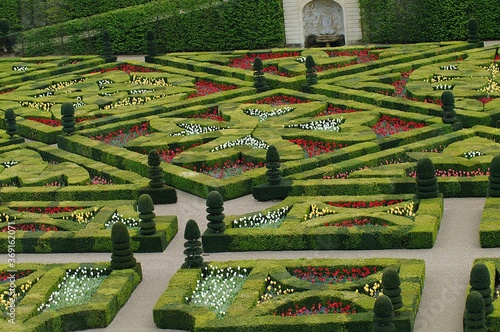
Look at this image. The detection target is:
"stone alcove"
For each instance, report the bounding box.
[282,0,362,47]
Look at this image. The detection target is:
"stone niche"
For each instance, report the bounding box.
[283,0,362,47]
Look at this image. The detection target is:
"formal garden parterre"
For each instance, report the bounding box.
[1,40,500,330]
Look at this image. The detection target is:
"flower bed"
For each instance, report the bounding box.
[154,258,424,332]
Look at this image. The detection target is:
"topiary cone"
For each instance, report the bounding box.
[415,157,439,198]
[147,150,165,189]
[305,55,318,85]
[488,155,500,197]
[382,267,403,310]
[469,263,494,315]
[183,219,203,268]
[4,108,17,138]
[61,102,76,135]
[206,191,225,232]
[138,194,156,235]
[464,291,487,332]
[110,222,136,270]
[467,18,480,43]
[266,145,282,185]
[373,294,395,332]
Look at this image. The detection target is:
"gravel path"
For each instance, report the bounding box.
[17,192,499,332]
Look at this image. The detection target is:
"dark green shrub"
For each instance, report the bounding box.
[373,294,395,332]
[469,263,494,315]
[206,191,225,233]
[253,57,269,93]
[101,30,115,62]
[0,18,11,53]
[487,155,500,197]
[61,102,76,135]
[467,18,480,43]
[4,108,17,138]
[441,91,460,127]
[415,157,439,198]
[146,30,157,56]
[464,291,487,332]
[111,222,137,270]
[382,267,403,311]
[305,55,318,85]
[266,145,282,185]
[148,150,165,189]
[138,194,156,235]
[183,219,203,268]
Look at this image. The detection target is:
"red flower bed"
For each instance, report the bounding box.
[292,266,377,284]
[0,270,34,283]
[316,104,362,117]
[372,115,427,138]
[27,116,97,127]
[248,95,310,106]
[328,199,403,208]
[188,81,238,98]
[157,143,202,163]
[289,138,346,158]
[479,97,495,105]
[0,88,16,94]
[379,71,442,105]
[2,223,59,232]
[17,206,83,214]
[325,218,388,227]
[274,300,357,316]
[90,122,149,147]
[228,52,301,71]
[408,168,490,178]
[187,107,226,122]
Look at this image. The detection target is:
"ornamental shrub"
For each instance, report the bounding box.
[467,18,480,43]
[469,263,494,315]
[441,91,460,126]
[4,109,17,138]
[206,191,225,233]
[464,291,487,332]
[183,219,203,268]
[305,55,318,85]
[148,150,165,189]
[0,18,11,53]
[138,194,156,235]
[253,57,270,93]
[61,102,76,135]
[415,157,439,198]
[146,30,157,56]
[110,222,137,270]
[487,155,500,197]
[382,267,403,310]
[373,294,395,332]
[266,145,282,185]
[101,29,115,62]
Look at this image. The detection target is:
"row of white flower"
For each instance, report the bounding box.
[97,79,114,90]
[433,84,454,91]
[463,150,483,159]
[130,75,171,87]
[34,90,55,98]
[129,89,155,94]
[104,212,139,229]
[100,95,165,110]
[244,106,294,121]
[210,135,269,152]
[284,117,343,131]
[187,265,248,318]
[12,65,28,71]
[1,160,19,168]
[426,74,453,83]
[296,56,307,63]
[169,123,225,136]
[440,65,458,70]
[232,206,291,228]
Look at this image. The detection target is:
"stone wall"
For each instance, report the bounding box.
[283,0,362,46]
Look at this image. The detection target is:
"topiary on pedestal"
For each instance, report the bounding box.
[469,262,494,315]
[415,157,439,199]
[266,145,282,185]
[183,219,203,268]
[4,109,17,138]
[487,155,500,197]
[253,57,270,93]
[373,294,395,332]
[305,55,318,85]
[148,150,165,189]
[468,18,480,44]
[382,267,403,311]
[138,194,156,235]
[61,102,76,135]
[252,145,292,201]
[441,91,461,129]
[110,222,136,270]
[464,291,487,332]
[206,191,225,233]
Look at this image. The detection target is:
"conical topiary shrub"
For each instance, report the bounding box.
[206,191,225,233]
[464,291,487,332]
[382,267,403,311]
[148,150,165,189]
[441,91,460,128]
[110,222,136,270]
[467,18,480,43]
[101,30,116,62]
[61,102,76,135]
[415,157,439,198]
[253,57,270,93]
[4,109,17,138]
[373,294,395,332]
[183,219,203,268]
[138,194,156,235]
[266,145,282,185]
[487,155,500,197]
[146,30,157,57]
[305,55,318,86]
[469,262,494,315]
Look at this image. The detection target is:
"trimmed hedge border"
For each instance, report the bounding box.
[154,258,425,332]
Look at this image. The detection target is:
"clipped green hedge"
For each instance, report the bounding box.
[0,262,141,331]
[154,258,425,332]
[202,194,443,251]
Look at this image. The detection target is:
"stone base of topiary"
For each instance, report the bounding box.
[251,179,293,201]
[139,186,177,204]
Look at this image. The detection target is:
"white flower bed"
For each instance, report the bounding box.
[1,160,19,168]
[170,123,225,136]
[244,106,294,121]
[210,135,269,152]
[232,206,290,228]
[12,66,28,71]
[105,212,139,229]
[463,150,483,159]
[284,117,343,131]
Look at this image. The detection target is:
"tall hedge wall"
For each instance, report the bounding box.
[17,0,285,56]
[359,0,500,43]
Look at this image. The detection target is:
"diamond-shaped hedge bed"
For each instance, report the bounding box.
[202,194,442,251]
[154,258,424,332]
[0,262,141,331]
